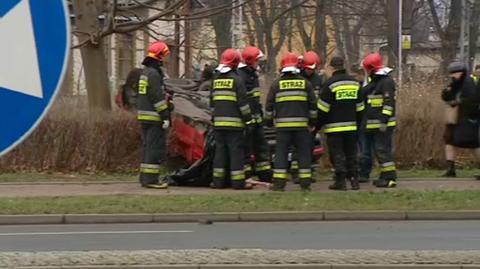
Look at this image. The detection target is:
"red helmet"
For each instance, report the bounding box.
[242,46,264,66]
[148,41,170,61]
[281,52,300,72]
[220,48,242,69]
[362,53,384,75]
[303,51,321,70]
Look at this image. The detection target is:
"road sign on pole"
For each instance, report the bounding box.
[0,0,70,156]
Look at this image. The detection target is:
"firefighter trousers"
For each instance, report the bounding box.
[273,130,312,187]
[139,124,166,186]
[326,132,358,180]
[213,130,247,189]
[245,123,272,182]
[364,129,397,180]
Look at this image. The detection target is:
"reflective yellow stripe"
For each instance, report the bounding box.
[140,168,160,174]
[367,121,397,129]
[380,165,396,172]
[356,103,365,112]
[231,174,245,180]
[249,90,261,97]
[156,104,168,112]
[275,122,308,128]
[137,115,161,121]
[213,172,224,178]
[273,173,289,179]
[382,109,393,116]
[317,99,330,112]
[214,121,245,128]
[276,96,308,102]
[256,164,271,171]
[213,95,237,101]
[368,98,384,107]
[324,125,357,133]
[299,173,312,179]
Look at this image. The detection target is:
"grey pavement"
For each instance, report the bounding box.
[2,249,480,268]
[0,180,480,197]
[0,221,480,252]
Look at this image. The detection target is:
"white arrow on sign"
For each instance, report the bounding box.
[0,0,43,98]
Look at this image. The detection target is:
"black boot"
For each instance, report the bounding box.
[441,160,456,177]
[329,175,347,191]
[374,179,397,188]
[350,177,360,190]
[358,176,370,183]
[300,179,312,192]
[270,179,286,192]
[211,178,226,189]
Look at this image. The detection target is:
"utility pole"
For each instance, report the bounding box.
[184,0,192,78]
[398,0,402,89]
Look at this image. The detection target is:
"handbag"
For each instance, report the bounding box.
[444,105,458,124]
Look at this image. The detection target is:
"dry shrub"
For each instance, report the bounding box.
[0,98,142,172]
[395,78,478,167]
[394,79,446,167]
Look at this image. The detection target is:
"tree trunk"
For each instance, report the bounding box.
[314,0,328,66]
[294,0,312,51]
[441,0,462,68]
[264,24,276,73]
[210,0,232,59]
[385,0,399,67]
[331,11,346,58]
[72,0,112,112]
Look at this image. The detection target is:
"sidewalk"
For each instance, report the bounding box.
[2,249,480,268]
[0,179,479,197]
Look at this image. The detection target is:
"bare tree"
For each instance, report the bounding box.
[72,0,112,112]
[246,0,308,74]
[209,0,232,58]
[469,0,480,69]
[70,0,248,111]
[427,0,462,70]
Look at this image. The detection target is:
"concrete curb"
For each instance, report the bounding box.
[14,264,480,269]
[2,210,480,225]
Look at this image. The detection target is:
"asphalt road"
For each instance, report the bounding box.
[0,221,479,252]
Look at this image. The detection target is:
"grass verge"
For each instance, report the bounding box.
[0,172,136,183]
[1,168,479,183]
[1,190,480,214]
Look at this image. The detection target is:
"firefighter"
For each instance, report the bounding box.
[361,53,397,188]
[211,48,253,189]
[298,51,324,179]
[300,51,323,98]
[317,56,363,191]
[137,41,171,189]
[238,46,272,182]
[265,52,317,191]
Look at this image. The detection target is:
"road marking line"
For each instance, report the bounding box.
[0,230,193,236]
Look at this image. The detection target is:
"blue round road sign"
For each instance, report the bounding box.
[0,0,70,156]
